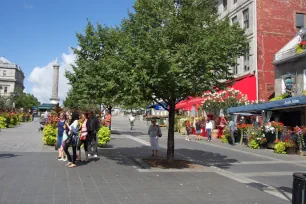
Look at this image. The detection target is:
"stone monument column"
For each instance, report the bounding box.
[50,58,60,104]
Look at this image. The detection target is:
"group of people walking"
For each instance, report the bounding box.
[185,118,213,142]
[56,110,101,168]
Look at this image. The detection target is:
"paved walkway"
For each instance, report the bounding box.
[113,116,306,201]
[0,117,292,204]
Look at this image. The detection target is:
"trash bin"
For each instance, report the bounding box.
[293,173,306,204]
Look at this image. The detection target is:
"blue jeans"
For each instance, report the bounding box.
[206,129,212,140]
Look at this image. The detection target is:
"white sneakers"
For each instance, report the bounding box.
[88,154,98,158]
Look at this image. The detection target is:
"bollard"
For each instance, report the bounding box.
[293,173,306,204]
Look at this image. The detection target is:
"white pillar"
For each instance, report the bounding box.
[50,58,60,104]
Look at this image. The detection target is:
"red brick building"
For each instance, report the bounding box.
[218,0,306,101]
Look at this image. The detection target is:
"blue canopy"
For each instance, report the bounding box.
[147,102,168,110]
[227,95,306,114]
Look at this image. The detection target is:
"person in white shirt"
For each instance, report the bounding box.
[148,119,162,157]
[44,110,49,124]
[129,115,135,130]
[206,118,213,142]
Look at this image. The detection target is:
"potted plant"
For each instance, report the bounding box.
[294,126,306,156]
[274,141,287,154]
[284,137,296,154]
[248,139,260,149]
[257,137,267,149]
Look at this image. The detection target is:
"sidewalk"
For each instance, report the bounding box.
[0,118,289,204]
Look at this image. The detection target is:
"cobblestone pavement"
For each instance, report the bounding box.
[0,117,291,204]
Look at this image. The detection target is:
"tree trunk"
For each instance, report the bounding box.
[167,99,175,162]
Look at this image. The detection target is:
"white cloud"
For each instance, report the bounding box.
[24,4,33,9]
[28,49,76,104]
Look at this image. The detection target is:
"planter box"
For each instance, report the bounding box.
[286,147,296,154]
[267,143,275,149]
[260,143,267,149]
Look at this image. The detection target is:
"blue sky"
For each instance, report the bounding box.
[0,0,135,102]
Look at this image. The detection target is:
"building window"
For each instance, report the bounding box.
[4,87,7,94]
[243,9,249,29]
[232,16,238,25]
[244,44,250,71]
[233,59,238,75]
[2,70,6,76]
[223,0,227,11]
[234,0,237,4]
[296,13,305,29]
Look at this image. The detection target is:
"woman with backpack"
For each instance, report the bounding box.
[64,120,79,168]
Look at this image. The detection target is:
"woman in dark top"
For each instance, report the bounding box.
[64,120,79,168]
[77,113,90,163]
[195,119,201,141]
[57,112,66,160]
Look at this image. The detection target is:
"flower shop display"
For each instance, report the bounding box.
[247,128,267,149]
[271,121,284,140]
[237,124,253,145]
[294,126,306,155]
[262,122,276,147]
[283,136,296,154]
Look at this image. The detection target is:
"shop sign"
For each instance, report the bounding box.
[282,73,296,96]
[284,99,300,105]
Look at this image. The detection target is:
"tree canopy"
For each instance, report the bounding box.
[66,0,249,161]
[12,88,40,109]
[120,0,249,160]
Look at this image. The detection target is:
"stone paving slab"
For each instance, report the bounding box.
[0,149,290,204]
[0,116,292,203]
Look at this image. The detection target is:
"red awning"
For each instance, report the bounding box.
[175,74,257,110]
[231,74,256,101]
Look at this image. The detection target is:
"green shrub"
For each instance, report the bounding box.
[0,116,6,129]
[249,139,260,149]
[274,142,287,154]
[97,127,111,147]
[221,134,229,143]
[270,93,289,101]
[42,124,57,146]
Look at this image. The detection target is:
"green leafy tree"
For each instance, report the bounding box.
[12,88,40,109]
[121,0,249,161]
[65,22,128,114]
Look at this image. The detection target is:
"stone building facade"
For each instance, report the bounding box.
[217,0,306,100]
[0,57,25,97]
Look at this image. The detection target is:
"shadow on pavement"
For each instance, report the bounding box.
[248,183,292,202]
[98,145,238,170]
[0,153,20,159]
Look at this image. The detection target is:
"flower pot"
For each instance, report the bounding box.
[212,129,219,139]
[286,147,296,154]
[260,143,267,149]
